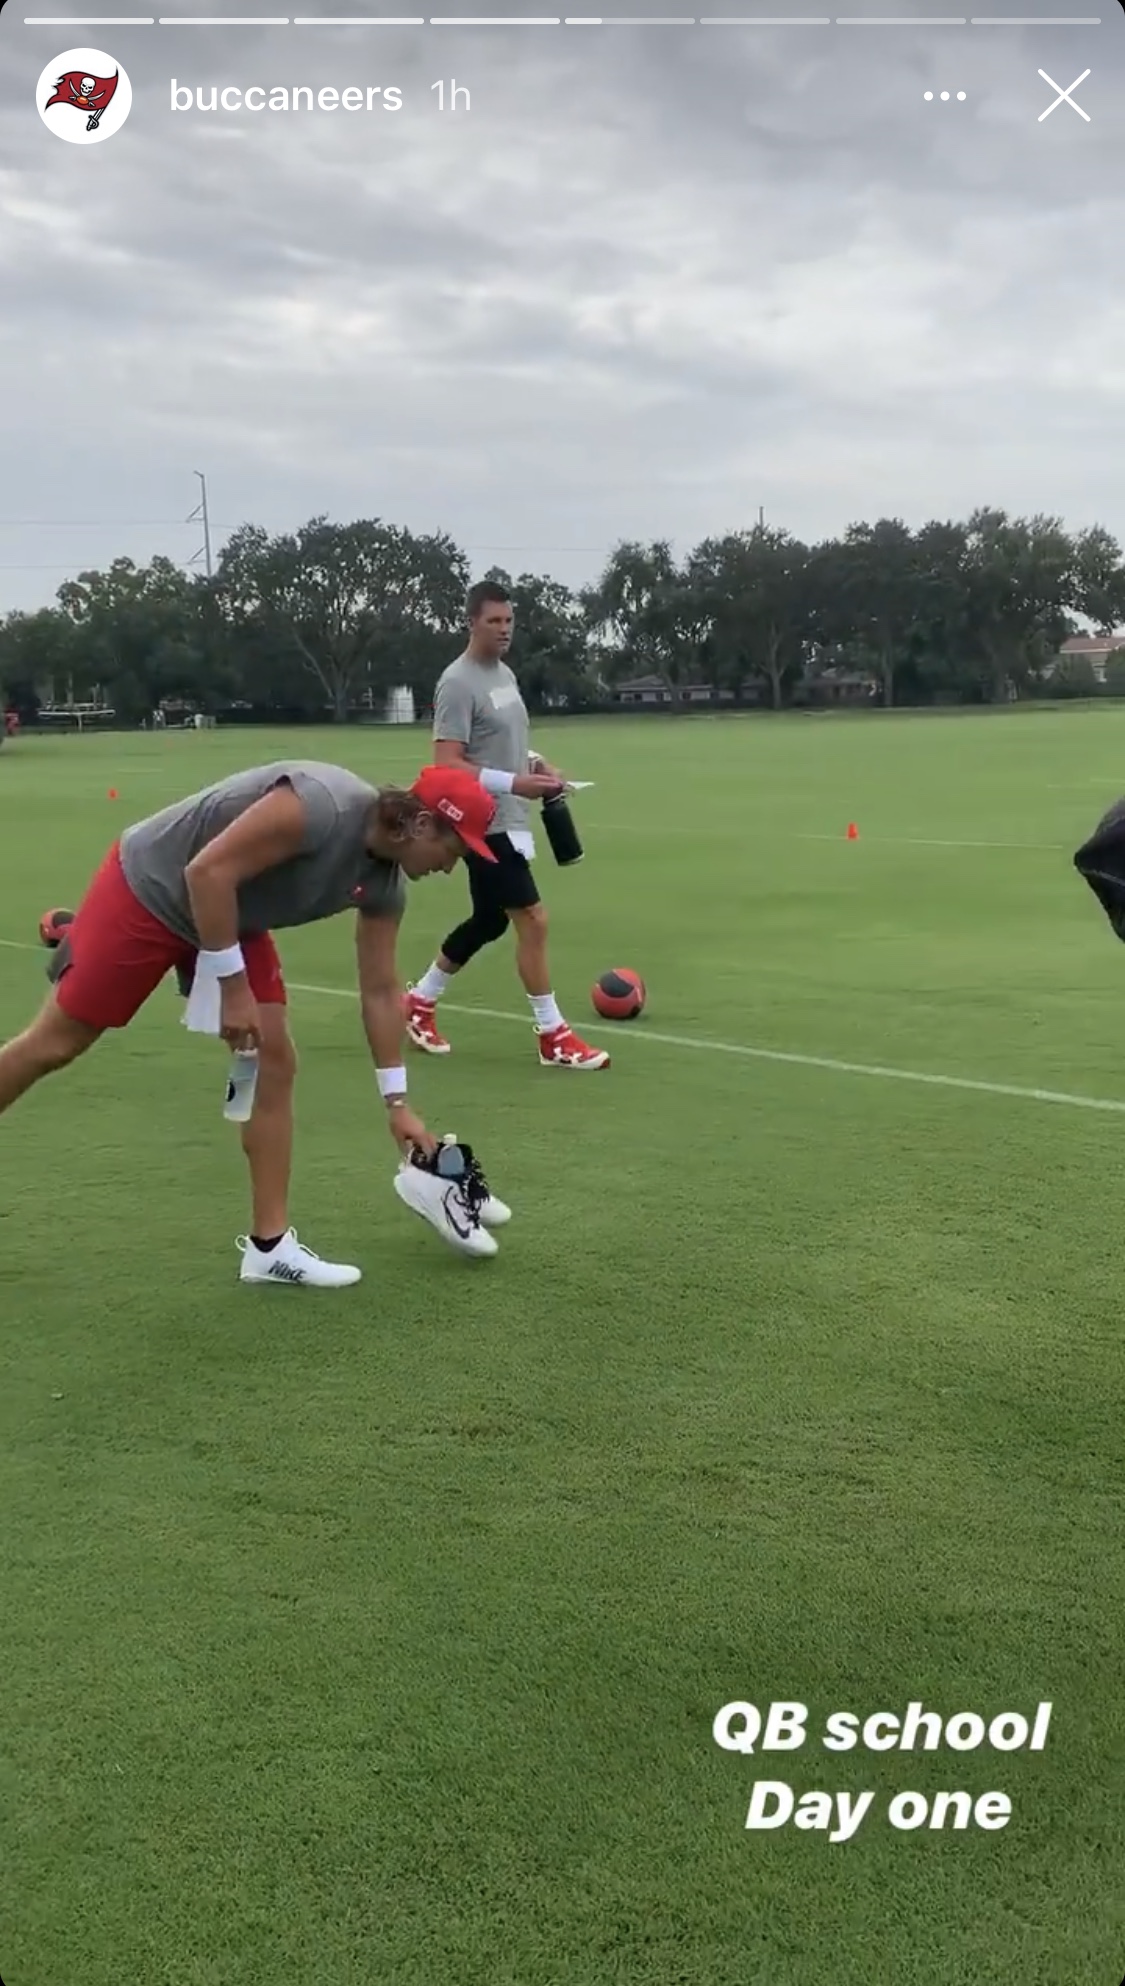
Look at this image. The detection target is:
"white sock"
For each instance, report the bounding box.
[414,965,451,1003]
[529,992,564,1032]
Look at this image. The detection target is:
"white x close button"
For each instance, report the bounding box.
[1038,69,1091,122]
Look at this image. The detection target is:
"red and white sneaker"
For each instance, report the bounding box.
[536,1023,610,1071]
[404,989,450,1055]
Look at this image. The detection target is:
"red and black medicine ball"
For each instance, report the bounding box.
[591,967,645,1020]
[39,908,75,949]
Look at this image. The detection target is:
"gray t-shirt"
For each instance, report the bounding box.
[119,760,406,945]
[432,652,530,836]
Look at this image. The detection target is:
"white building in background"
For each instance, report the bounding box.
[385,686,416,724]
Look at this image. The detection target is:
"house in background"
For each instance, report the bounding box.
[800,669,879,705]
[608,674,671,706]
[609,675,737,707]
[606,670,883,708]
[1057,633,1125,684]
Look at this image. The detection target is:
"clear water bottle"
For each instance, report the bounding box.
[223,1049,259,1123]
[436,1140,467,1178]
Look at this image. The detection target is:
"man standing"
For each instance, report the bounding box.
[1,760,505,1284]
[405,582,609,1071]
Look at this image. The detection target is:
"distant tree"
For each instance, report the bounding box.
[6,500,1122,727]
[582,540,706,698]
[0,606,81,710]
[479,566,596,707]
[214,516,469,721]
[960,510,1077,702]
[1073,524,1125,634]
[54,556,210,722]
[689,526,810,709]
[816,519,936,708]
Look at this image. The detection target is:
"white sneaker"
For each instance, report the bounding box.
[393,1166,499,1258]
[236,1228,362,1287]
[439,1134,511,1228]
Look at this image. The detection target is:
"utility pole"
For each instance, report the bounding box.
[188,471,213,577]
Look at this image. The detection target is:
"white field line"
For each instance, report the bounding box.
[596,823,1070,851]
[798,833,1067,851]
[2,937,1122,1117]
[283,978,1125,1119]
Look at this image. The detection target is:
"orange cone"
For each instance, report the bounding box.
[846,822,858,840]
[108,788,118,800]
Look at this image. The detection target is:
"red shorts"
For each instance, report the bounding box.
[54,842,287,1031]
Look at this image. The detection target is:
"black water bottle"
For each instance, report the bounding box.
[542,790,584,867]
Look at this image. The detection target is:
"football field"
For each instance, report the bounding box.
[2,709,1124,1985]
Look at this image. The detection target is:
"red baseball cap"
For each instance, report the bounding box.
[411,764,498,862]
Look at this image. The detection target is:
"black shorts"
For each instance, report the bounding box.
[467,833,541,913]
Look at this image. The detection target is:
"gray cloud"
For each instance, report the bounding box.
[0,3,1119,607]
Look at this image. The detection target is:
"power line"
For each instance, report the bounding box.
[0,547,610,569]
[0,519,208,527]
[0,528,612,546]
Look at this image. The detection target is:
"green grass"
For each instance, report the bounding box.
[3,710,1125,1985]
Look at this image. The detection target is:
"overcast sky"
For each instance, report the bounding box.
[0,1,1118,613]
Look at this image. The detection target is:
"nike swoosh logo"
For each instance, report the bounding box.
[442,1188,473,1240]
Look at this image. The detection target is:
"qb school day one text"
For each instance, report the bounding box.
[714,1700,1054,1844]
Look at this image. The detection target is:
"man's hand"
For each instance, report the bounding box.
[436,740,564,799]
[512,771,566,801]
[388,1104,437,1156]
[530,755,566,785]
[219,977,263,1051]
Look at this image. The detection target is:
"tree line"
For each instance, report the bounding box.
[2,506,1124,728]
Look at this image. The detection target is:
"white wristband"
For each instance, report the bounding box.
[199,945,245,979]
[376,1065,407,1099]
[479,767,517,796]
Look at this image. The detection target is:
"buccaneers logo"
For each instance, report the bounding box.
[44,68,118,132]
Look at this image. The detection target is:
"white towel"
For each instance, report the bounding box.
[182,957,224,1034]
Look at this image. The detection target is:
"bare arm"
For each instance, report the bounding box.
[356,911,436,1151]
[432,674,474,768]
[355,910,405,1073]
[432,733,561,798]
[184,784,307,956]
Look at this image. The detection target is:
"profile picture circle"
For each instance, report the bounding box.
[37,48,132,144]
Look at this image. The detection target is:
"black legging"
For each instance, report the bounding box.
[441,901,510,968]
